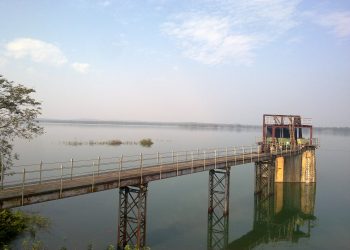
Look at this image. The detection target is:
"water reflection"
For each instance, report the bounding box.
[207,208,229,250]
[227,183,317,249]
[116,181,316,250]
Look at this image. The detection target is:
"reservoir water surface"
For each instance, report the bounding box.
[10,123,350,249]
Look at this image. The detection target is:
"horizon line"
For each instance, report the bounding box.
[37,118,350,130]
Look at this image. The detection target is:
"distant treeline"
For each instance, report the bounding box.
[314,127,350,136]
[38,119,260,131]
[38,119,350,135]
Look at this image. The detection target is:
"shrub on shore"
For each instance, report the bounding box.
[0,210,49,247]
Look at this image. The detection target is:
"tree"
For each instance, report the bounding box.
[0,75,43,173]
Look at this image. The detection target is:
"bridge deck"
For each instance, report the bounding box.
[0,146,307,209]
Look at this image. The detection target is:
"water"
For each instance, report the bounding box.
[9,123,350,249]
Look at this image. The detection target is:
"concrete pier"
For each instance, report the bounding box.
[274,148,316,183]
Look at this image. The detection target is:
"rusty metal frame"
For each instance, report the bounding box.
[262,114,313,151]
[254,161,275,225]
[208,169,230,215]
[207,209,229,250]
[207,169,230,250]
[118,184,147,249]
[255,161,274,197]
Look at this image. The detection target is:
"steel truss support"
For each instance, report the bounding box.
[207,169,230,250]
[254,161,275,224]
[255,161,274,196]
[118,184,148,249]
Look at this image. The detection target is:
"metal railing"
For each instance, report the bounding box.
[0,139,319,192]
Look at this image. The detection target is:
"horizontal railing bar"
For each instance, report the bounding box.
[10,145,259,169]
[0,142,318,191]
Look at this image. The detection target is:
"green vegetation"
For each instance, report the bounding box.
[63,139,124,146]
[21,239,45,250]
[64,141,84,146]
[88,139,123,146]
[0,75,43,175]
[0,210,26,245]
[0,209,50,248]
[124,245,150,250]
[139,138,153,147]
[0,76,46,249]
[105,140,123,146]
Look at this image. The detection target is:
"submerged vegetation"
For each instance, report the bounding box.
[139,138,153,147]
[87,139,123,146]
[63,139,133,146]
[63,138,154,147]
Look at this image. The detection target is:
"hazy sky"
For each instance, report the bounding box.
[0,0,349,126]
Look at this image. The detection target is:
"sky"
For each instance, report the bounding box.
[0,0,349,126]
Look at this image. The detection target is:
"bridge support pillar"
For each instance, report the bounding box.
[207,169,230,250]
[274,148,316,183]
[254,161,275,222]
[255,161,274,195]
[117,184,147,250]
[275,157,284,182]
[301,149,316,183]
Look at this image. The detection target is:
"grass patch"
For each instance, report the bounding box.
[106,139,122,145]
[88,139,123,146]
[63,139,154,147]
[63,139,123,146]
[64,141,83,146]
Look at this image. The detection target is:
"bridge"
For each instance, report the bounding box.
[0,114,318,249]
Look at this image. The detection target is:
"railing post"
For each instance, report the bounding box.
[1,155,4,189]
[225,147,228,168]
[257,145,260,161]
[70,158,74,180]
[60,164,63,198]
[172,151,174,163]
[234,147,237,165]
[197,148,200,158]
[203,151,206,170]
[160,153,162,180]
[157,152,160,165]
[176,152,179,176]
[39,160,43,184]
[21,168,26,206]
[191,152,194,173]
[242,146,245,164]
[271,143,273,157]
[97,156,101,176]
[281,142,284,155]
[250,146,253,162]
[140,153,143,184]
[119,155,123,187]
[215,150,217,169]
[92,161,95,191]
